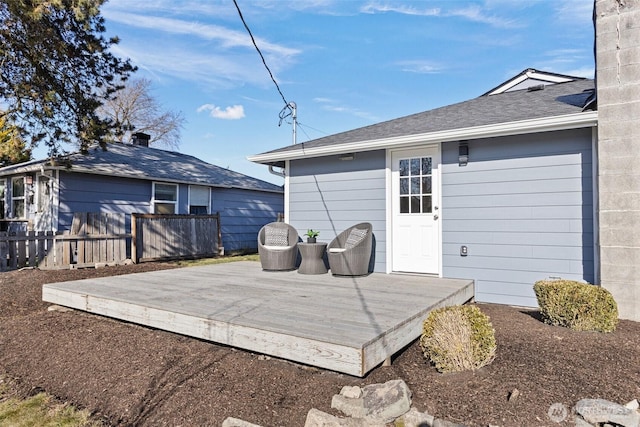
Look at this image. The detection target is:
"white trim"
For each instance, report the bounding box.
[388,145,442,276]
[248,112,598,164]
[385,150,393,274]
[152,182,179,214]
[485,70,576,95]
[188,184,211,214]
[284,160,290,223]
[592,128,600,285]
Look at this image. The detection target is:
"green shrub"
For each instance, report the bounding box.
[533,279,619,333]
[419,305,497,373]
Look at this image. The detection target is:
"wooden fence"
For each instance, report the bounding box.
[0,212,222,271]
[0,212,130,271]
[132,213,222,263]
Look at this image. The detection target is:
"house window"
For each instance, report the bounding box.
[153,182,177,214]
[11,177,25,218]
[189,185,210,215]
[37,176,51,214]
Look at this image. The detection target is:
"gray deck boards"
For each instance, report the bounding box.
[42,261,473,377]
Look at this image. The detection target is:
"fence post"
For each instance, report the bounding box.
[216,212,223,256]
[131,213,138,264]
[0,231,7,272]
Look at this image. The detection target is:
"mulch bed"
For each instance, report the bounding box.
[1,262,639,426]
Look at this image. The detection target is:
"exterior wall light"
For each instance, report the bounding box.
[458,143,469,166]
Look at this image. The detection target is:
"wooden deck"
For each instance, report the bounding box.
[42,261,474,377]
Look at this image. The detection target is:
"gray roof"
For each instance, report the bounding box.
[255,78,595,158]
[0,143,283,193]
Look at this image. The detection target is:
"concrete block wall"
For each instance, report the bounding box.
[595,0,640,321]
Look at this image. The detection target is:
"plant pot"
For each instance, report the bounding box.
[307,237,316,244]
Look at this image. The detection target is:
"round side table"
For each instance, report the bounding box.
[297,242,328,274]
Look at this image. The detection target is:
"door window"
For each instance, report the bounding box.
[399,156,432,214]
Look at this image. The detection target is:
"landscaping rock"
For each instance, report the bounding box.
[397,407,435,427]
[221,417,263,427]
[433,418,468,427]
[304,408,385,427]
[626,399,640,411]
[331,393,366,418]
[331,379,411,422]
[575,398,640,427]
[361,379,412,422]
[340,385,362,399]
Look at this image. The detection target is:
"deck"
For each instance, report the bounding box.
[42,261,474,377]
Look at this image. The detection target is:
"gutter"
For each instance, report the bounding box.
[248,111,598,164]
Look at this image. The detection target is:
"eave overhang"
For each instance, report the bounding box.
[248,111,598,165]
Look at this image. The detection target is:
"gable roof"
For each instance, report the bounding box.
[0,143,283,193]
[249,72,597,166]
[481,68,583,95]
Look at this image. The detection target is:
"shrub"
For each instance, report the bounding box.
[533,279,619,333]
[419,305,497,373]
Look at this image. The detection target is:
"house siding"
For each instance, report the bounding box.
[58,172,283,253]
[441,128,595,307]
[288,150,386,272]
[58,172,151,230]
[212,187,283,252]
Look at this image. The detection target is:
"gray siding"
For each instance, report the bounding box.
[289,150,386,272]
[441,129,595,307]
[212,188,283,252]
[59,172,283,253]
[58,172,150,230]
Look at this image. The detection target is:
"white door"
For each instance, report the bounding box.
[391,147,440,274]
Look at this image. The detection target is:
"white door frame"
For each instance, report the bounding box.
[385,144,442,276]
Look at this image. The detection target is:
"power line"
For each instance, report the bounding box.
[232,0,289,107]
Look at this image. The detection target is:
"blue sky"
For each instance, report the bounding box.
[90,0,594,184]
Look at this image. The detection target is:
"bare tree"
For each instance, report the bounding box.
[100,78,185,149]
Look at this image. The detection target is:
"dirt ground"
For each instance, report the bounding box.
[1,261,639,427]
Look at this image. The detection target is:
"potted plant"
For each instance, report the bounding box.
[305,229,320,243]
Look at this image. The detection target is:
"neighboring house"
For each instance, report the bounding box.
[0,137,284,253]
[249,69,598,308]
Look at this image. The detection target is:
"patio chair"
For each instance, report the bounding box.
[327,223,373,276]
[258,222,299,271]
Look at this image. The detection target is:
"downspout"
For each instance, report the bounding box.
[268,164,285,178]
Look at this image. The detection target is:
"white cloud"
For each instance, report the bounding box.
[396,60,444,74]
[360,1,519,28]
[197,104,246,120]
[448,4,521,29]
[360,3,440,16]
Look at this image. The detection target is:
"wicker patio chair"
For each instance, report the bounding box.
[327,222,373,276]
[258,222,299,271]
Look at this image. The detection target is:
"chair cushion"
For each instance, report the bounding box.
[263,245,291,250]
[345,227,368,248]
[264,225,289,246]
[328,248,347,253]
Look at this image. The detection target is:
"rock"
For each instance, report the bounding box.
[573,417,595,427]
[331,393,367,418]
[433,418,468,427]
[397,407,435,427]
[508,388,520,402]
[331,379,411,423]
[340,385,362,399]
[626,399,640,411]
[304,408,384,427]
[221,417,263,427]
[47,305,74,313]
[361,379,412,422]
[575,398,640,427]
